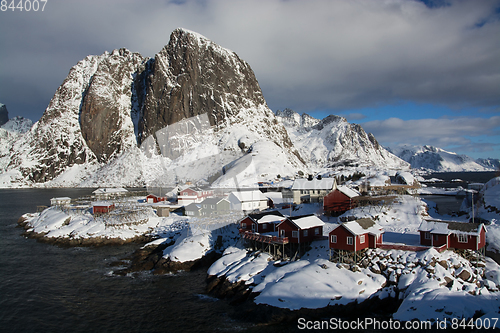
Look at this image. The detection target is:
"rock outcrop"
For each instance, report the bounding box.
[0,104,8,126]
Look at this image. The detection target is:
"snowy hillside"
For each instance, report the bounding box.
[275,109,409,171]
[389,144,494,172]
[0,116,33,173]
[0,29,306,188]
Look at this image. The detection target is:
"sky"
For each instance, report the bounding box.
[0,0,499,159]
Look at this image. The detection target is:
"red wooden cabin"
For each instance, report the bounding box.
[418,220,486,251]
[146,194,167,203]
[329,218,384,252]
[323,185,360,215]
[239,210,285,233]
[277,214,325,244]
[92,202,115,214]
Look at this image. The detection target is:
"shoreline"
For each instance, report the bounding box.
[17,215,155,247]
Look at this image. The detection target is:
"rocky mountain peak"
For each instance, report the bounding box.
[138,28,267,143]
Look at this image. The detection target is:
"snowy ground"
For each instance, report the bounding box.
[204,194,500,325]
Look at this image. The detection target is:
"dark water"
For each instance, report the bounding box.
[422,171,497,188]
[0,189,250,333]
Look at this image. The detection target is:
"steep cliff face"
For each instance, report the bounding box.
[276,109,409,169]
[79,48,146,162]
[139,28,268,143]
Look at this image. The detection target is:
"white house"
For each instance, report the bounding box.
[50,197,71,207]
[93,188,128,200]
[290,177,337,204]
[227,190,268,212]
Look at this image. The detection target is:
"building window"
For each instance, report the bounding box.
[347,237,353,245]
[262,224,267,230]
[360,235,365,244]
[315,228,320,235]
[424,232,431,240]
[331,235,337,243]
[303,230,308,237]
[458,234,468,243]
[292,230,298,238]
[434,235,439,241]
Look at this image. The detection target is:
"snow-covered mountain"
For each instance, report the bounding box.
[0,29,305,188]
[0,104,34,173]
[275,108,409,170]
[388,144,495,172]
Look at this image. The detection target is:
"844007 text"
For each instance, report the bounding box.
[1,0,47,12]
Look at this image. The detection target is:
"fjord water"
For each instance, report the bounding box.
[0,189,246,333]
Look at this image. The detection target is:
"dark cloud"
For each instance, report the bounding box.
[0,0,498,156]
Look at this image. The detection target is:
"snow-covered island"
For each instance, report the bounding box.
[18,176,500,327]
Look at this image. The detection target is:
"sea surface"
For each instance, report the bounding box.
[0,189,250,333]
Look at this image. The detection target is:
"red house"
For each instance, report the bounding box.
[418,220,486,252]
[323,185,360,215]
[92,202,115,214]
[178,187,214,206]
[239,211,285,233]
[277,214,325,244]
[146,194,167,203]
[329,218,384,252]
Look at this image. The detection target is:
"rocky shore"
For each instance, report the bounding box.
[17,215,155,247]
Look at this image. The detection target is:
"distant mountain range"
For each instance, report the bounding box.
[387,144,499,172]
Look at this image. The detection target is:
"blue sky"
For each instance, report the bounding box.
[0,0,499,159]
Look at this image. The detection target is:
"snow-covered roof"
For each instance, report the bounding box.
[92,201,114,207]
[229,190,267,202]
[51,197,71,201]
[340,218,383,236]
[184,202,202,211]
[337,185,360,198]
[201,197,228,205]
[286,214,325,229]
[291,178,336,190]
[248,211,285,224]
[418,220,485,236]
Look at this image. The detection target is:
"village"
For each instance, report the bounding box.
[41,170,490,265]
[19,171,500,324]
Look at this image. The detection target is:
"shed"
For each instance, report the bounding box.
[146,194,167,203]
[92,202,115,214]
[277,214,325,244]
[418,220,486,252]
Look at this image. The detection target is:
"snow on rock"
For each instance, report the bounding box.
[276,109,409,171]
[163,229,213,262]
[254,259,386,310]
